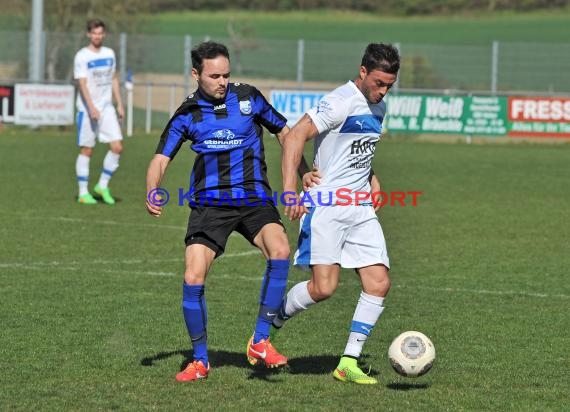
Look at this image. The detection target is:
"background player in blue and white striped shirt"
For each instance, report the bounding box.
[145,41,311,382]
[74,19,124,205]
[277,43,400,384]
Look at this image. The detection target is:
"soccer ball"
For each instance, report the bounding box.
[388,331,435,377]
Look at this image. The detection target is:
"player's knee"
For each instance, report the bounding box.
[269,244,290,260]
[110,144,123,155]
[80,147,93,157]
[184,272,205,285]
[380,276,391,295]
[310,281,337,302]
[367,274,391,297]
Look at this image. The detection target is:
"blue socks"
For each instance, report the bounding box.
[182,260,289,359]
[182,283,208,364]
[253,259,289,343]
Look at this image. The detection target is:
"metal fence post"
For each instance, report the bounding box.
[169,84,176,117]
[119,33,127,85]
[394,42,401,93]
[119,32,128,121]
[28,29,45,82]
[184,35,192,94]
[125,78,133,137]
[29,0,44,82]
[145,83,152,134]
[491,41,499,95]
[297,39,304,88]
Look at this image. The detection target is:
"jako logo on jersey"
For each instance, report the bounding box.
[350,139,376,155]
[214,103,226,111]
[211,129,235,140]
[239,100,252,115]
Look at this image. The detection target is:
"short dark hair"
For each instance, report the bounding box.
[86,19,106,32]
[361,43,400,74]
[191,41,230,74]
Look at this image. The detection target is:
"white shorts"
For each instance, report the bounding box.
[294,205,390,270]
[76,105,123,147]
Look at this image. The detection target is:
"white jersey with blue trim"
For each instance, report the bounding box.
[306,80,386,204]
[74,46,116,112]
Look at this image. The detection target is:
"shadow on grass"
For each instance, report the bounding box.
[386,382,430,390]
[91,193,122,204]
[141,349,367,379]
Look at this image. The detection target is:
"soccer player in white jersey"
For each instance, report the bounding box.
[277,43,400,384]
[74,19,124,205]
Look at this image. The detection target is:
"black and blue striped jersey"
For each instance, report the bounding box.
[156,83,287,203]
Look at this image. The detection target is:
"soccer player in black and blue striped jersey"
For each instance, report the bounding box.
[145,41,311,382]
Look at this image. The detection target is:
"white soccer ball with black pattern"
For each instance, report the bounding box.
[388,331,435,377]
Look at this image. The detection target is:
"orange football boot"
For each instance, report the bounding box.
[246,336,288,368]
[175,360,210,382]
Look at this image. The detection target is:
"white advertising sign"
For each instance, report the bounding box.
[15,84,75,125]
[270,90,326,125]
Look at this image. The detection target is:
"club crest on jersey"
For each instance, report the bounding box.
[239,100,252,115]
[211,129,235,140]
[317,100,332,114]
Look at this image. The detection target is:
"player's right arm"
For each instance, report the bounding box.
[282,114,320,220]
[283,94,347,219]
[145,154,171,217]
[146,111,190,217]
[74,52,99,121]
[77,78,99,121]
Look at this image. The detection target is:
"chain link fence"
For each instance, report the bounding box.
[1,30,569,94]
[2,30,569,131]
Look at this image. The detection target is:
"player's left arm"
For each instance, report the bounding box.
[145,154,171,217]
[112,72,125,120]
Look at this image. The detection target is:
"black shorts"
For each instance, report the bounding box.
[184,204,285,257]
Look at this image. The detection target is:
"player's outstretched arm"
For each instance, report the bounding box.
[145,154,171,217]
[282,114,319,220]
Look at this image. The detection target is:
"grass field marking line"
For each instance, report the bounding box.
[99,269,179,277]
[9,214,186,231]
[219,250,260,258]
[0,250,260,270]
[12,215,245,233]
[395,284,570,299]
[95,270,261,279]
[0,264,178,277]
[0,258,146,268]
[213,273,338,285]
[53,217,186,231]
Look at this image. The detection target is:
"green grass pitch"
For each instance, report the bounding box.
[1,128,569,410]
